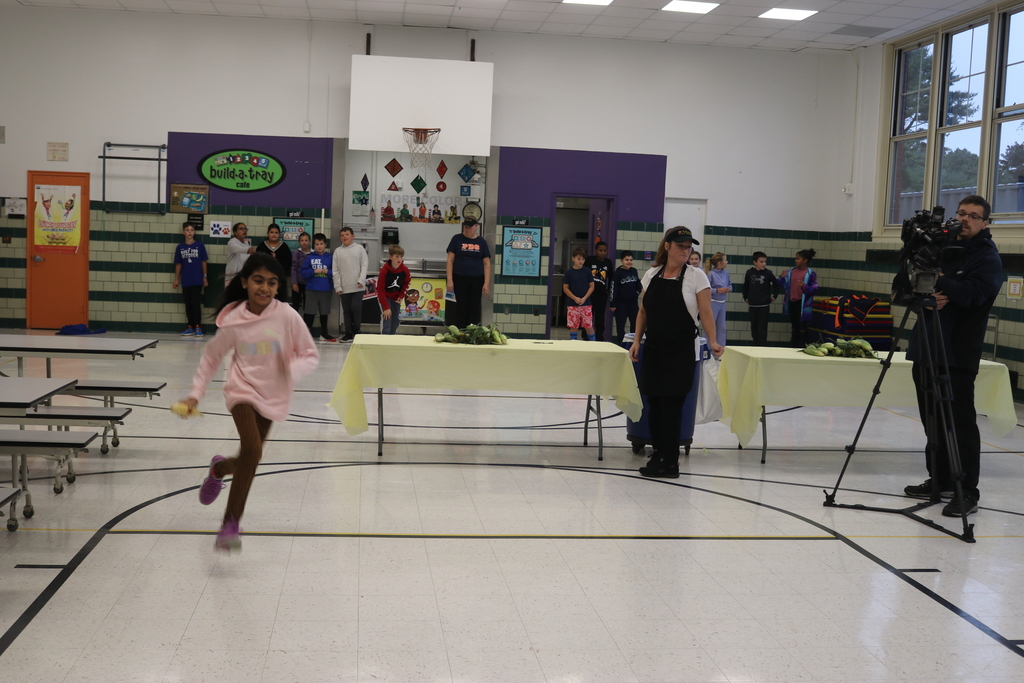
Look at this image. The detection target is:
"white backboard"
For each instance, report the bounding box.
[349,55,494,157]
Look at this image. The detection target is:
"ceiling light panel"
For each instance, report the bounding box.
[661,1,718,14]
[759,8,817,21]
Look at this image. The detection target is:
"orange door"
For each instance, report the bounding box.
[26,171,91,329]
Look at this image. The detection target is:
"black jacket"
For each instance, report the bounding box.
[743,267,779,307]
[908,228,1002,372]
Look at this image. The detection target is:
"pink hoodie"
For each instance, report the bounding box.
[188,299,319,422]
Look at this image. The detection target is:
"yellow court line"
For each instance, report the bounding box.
[880,406,1024,457]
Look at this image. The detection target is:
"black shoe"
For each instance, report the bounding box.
[639,454,680,479]
[340,335,353,343]
[904,479,954,499]
[320,335,338,342]
[941,494,979,517]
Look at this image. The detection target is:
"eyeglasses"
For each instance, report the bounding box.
[956,210,986,221]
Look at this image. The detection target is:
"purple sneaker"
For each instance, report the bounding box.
[215,517,241,552]
[198,455,227,505]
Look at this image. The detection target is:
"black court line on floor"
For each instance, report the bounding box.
[14,564,66,569]
[2,460,1023,661]
[107,529,835,541]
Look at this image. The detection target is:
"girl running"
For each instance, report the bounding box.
[176,253,319,551]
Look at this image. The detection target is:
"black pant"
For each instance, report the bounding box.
[613,300,639,345]
[648,395,686,461]
[453,274,484,328]
[749,306,770,346]
[591,292,608,341]
[913,363,981,499]
[275,278,289,302]
[340,292,363,337]
[788,300,806,347]
[182,285,203,328]
[292,283,305,313]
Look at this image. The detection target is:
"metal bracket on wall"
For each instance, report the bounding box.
[98,142,168,215]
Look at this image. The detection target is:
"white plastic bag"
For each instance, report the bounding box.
[694,354,722,425]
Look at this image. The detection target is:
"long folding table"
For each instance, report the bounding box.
[328,336,643,459]
[717,346,1016,462]
[0,333,159,377]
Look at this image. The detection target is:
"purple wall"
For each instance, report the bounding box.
[496,147,666,222]
[167,132,333,209]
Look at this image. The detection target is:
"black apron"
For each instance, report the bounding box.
[641,268,698,398]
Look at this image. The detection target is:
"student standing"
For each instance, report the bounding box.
[563,247,596,341]
[172,222,208,337]
[704,252,732,347]
[290,232,312,313]
[182,253,319,551]
[224,222,255,284]
[332,227,369,342]
[585,241,613,341]
[255,223,292,302]
[778,248,819,347]
[743,251,779,346]
[301,233,336,342]
[608,250,641,345]
[446,220,491,328]
[377,244,411,335]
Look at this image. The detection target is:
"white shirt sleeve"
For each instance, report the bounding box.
[332,248,343,292]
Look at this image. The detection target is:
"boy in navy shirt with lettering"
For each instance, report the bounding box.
[563,247,595,341]
[300,233,336,342]
[172,222,209,337]
[609,250,641,345]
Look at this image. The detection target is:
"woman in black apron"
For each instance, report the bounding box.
[629,226,723,478]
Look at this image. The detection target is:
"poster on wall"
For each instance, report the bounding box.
[501,226,542,278]
[33,184,82,253]
[169,183,209,214]
[210,220,232,237]
[399,276,446,323]
[352,191,370,217]
[273,217,314,242]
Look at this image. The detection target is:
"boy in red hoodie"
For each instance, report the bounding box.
[377,244,411,335]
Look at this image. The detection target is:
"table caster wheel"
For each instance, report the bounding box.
[631,440,645,455]
[100,444,109,455]
[24,506,34,518]
[66,473,76,484]
[684,444,691,456]
[7,518,17,532]
[53,484,64,494]
[111,437,120,447]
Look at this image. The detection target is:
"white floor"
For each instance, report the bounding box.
[2,330,1024,682]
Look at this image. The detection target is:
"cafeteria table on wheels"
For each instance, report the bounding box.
[717,346,1016,463]
[328,335,643,460]
[0,333,158,378]
[0,377,97,531]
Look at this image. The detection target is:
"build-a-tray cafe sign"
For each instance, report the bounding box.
[198,150,286,191]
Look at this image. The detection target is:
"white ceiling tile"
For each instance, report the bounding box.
[667,32,716,43]
[626,27,679,39]
[771,28,830,40]
[261,4,309,15]
[683,24,730,35]
[211,0,262,5]
[75,0,124,6]
[826,1,891,14]
[599,6,654,19]
[543,11,593,23]
[537,22,588,33]
[24,0,84,6]
[753,37,806,49]
[357,0,403,12]
[549,4,604,16]
[690,14,748,27]
[262,0,307,7]
[492,18,545,30]
[452,6,501,18]
[503,0,556,10]
[704,4,770,17]
[500,9,553,21]
[216,4,265,13]
[711,33,762,46]
[726,26,776,37]
[814,32,871,43]
[358,10,404,20]
[118,0,170,8]
[404,3,452,13]
[591,15,642,27]
[307,0,355,7]
[309,7,357,18]
[448,16,498,27]
[583,24,632,36]
[812,11,871,24]
[407,0,456,5]
[804,40,855,49]
[166,0,217,12]
[452,0,506,7]
[874,5,931,20]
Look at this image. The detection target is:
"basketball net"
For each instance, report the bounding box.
[402,128,440,184]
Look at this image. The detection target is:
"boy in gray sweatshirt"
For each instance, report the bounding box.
[332,227,369,342]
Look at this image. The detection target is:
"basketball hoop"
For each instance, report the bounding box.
[402,127,440,180]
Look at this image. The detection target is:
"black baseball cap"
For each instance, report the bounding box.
[665,226,699,245]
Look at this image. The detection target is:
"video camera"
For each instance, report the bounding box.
[891,206,964,305]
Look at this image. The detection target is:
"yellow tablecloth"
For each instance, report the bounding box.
[719,346,1016,446]
[328,336,644,435]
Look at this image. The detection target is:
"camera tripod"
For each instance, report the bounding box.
[822,293,975,543]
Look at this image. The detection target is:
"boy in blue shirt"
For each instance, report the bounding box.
[608,250,641,345]
[300,233,337,342]
[563,247,595,341]
[172,222,209,337]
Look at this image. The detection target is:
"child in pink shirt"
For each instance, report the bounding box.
[179,253,319,551]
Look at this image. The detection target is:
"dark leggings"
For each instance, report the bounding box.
[648,395,686,462]
[182,285,203,328]
[213,404,273,525]
[453,274,484,328]
[613,300,639,345]
[788,301,806,347]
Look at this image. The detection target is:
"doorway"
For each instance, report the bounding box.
[547,195,616,339]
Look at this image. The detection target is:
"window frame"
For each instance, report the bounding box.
[879,1,1024,235]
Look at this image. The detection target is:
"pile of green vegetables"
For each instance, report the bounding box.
[434,324,508,345]
[801,338,876,358]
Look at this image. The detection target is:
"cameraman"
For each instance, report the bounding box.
[904,195,1003,517]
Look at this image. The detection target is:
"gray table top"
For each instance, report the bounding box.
[0,377,77,414]
[0,334,158,358]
